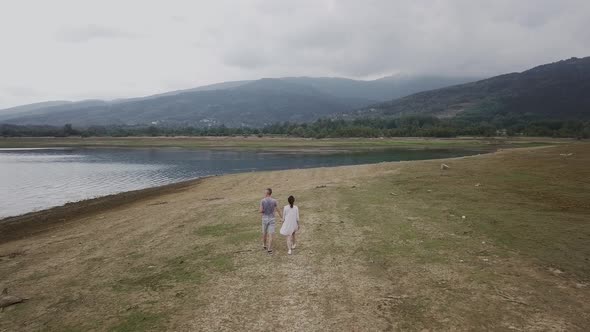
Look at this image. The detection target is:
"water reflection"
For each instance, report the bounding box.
[0,147,486,218]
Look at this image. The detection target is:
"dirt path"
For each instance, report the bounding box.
[182,183,388,331]
[1,144,589,331]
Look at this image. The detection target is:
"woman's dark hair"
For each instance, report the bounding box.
[288,195,295,208]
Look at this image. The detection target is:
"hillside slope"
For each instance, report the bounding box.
[351,57,590,120]
[0,80,370,127]
[0,75,477,127]
[0,100,71,116]
[279,75,478,101]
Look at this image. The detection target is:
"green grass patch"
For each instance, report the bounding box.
[225,230,259,244]
[206,254,235,272]
[60,328,88,332]
[195,221,258,246]
[110,311,166,332]
[496,171,542,183]
[195,223,244,237]
[0,136,551,151]
[26,270,51,281]
[112,248,234,292]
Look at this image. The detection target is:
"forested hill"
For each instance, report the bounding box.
[0,75,476,127]
[349,57,590,120]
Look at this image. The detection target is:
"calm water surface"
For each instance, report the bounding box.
[0,147,487,218]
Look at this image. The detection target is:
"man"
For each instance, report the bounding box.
[260,188,282,255]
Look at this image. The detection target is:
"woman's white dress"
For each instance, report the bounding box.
[280,205,299,236]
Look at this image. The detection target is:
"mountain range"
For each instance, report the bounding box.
[1,56,589,128]
[0,75,477,127]
[349,57,590,120]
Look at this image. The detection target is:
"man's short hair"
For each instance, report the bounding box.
[266,188,272,195]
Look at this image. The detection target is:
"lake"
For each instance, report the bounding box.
[0,147,487,218]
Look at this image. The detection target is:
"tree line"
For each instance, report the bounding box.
[1,114,589,139]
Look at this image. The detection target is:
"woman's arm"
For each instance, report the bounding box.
[275,203,283,220]
[296,206,300,223]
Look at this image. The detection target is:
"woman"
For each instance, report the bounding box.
[280,195,300,255]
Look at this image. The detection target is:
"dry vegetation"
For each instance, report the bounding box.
[0,135,561,152]
[0,142,589,331]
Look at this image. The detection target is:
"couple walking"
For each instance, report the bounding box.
[259,188,299,255]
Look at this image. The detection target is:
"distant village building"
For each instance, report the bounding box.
[496,128,508,136]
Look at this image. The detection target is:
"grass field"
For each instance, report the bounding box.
[0,141,588,331]
[0,136,565,151]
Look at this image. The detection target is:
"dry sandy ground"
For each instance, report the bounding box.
[0,143,589,331]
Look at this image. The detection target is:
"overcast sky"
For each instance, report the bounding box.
[1,0,589,108]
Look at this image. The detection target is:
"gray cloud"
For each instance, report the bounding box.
[170,16,187,23]
[223,48,270,70]
[5,86,41,98]
[56,24,138,43]
[0,0,589,108]
[217,0,590,77]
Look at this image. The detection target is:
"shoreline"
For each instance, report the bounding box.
[0,177,204,244]
[0,144,501,228]
[1,142,588,330]
[0,145,547,243]
[0,135,571,151]
[0,144,490,154]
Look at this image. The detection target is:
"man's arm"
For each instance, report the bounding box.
[275,201,283,220]
[259,201,264,214]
